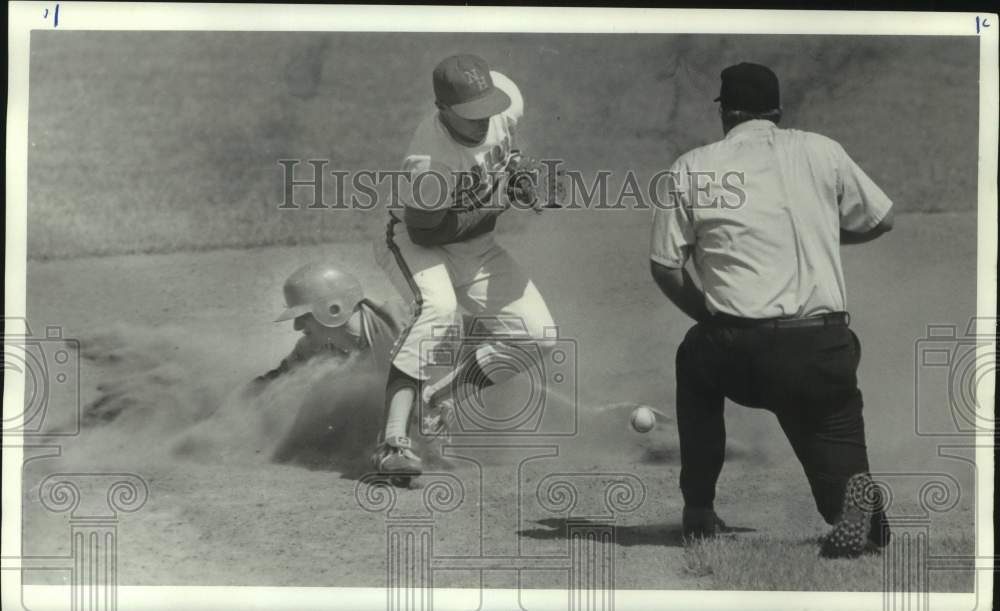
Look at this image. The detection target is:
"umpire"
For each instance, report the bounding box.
[649,62,894,558]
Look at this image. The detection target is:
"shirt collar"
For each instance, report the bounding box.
[725,119,777,140]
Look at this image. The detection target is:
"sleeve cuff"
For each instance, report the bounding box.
[650,252,686,268]
[859,199,894,232]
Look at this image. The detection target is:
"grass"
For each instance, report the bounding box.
[25,32,979,259]
[682,531,975,592]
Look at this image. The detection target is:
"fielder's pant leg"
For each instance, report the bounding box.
[769,327,871,524]
[374,221,462,440]
[455,243,557,384]
[675,324,727,509]
[375,221,463,382]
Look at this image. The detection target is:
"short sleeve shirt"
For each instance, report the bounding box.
[397,72,523,216]
[650,120,893,318]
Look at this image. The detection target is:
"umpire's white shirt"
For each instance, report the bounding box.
[650,120,893,319]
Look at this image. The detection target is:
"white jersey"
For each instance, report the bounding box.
[376,70,556,384]
[397,72,523,225]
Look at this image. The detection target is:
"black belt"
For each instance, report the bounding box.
[708,311,851,329]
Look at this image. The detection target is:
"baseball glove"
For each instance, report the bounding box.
[504,151,566,212]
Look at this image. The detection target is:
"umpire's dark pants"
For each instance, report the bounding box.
[676,314,869,524]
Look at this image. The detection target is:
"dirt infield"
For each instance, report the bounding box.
[21,211,976,589]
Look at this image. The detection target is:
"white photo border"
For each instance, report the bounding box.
[4,3,996,611]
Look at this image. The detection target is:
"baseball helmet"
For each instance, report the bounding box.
[275,263,364,328]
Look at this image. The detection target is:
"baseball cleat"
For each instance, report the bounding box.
[682,506,728,540]
[868,509,892,549]
[421,393,457,442]
[820,473,889,559]
[370,436,423,477]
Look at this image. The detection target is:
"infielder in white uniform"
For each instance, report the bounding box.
[371,53,556,476]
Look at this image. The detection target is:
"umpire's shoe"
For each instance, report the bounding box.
[820,473,891,559]
[682,506,728,540]
[370,436,423,476]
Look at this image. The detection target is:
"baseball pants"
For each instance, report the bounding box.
[674,318,874,524]
[375,218,556,383]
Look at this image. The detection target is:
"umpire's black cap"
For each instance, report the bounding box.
[714,62,780,112]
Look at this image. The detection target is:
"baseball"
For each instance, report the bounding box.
[630,406,656,433]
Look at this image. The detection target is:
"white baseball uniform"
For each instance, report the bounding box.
[375,72,555,382]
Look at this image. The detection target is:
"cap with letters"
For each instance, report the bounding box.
[433,54,511,120]
[714,62,780,112]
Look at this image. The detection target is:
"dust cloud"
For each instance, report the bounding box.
[54,322,768,477]
[49,325,383,475]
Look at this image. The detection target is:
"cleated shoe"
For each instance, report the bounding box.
[421,393,457,442]
[820,473,887,559]
[868,509,892,550]
[682,506,728,540]
[370,436,423,477]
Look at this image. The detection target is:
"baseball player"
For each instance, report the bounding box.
[370,53,557,477]
[255,262,409,385]
[649,63,894,558]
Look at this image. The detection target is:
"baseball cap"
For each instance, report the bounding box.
[433,54,511,120]
[714,62,780,112]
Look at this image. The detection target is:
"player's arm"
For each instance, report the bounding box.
[405,206,504,247]
[251,337,308,387]
[245,357,293,396]
[840,206,894,244]
[649,162,711,323]
[255,359,292,384]
[401,156,505,247]
[833,141,895,244]
[650,262,712,324]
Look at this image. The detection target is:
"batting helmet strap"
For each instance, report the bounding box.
[275,263,364,328]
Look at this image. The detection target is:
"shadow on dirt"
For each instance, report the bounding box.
[517,517,756,548]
